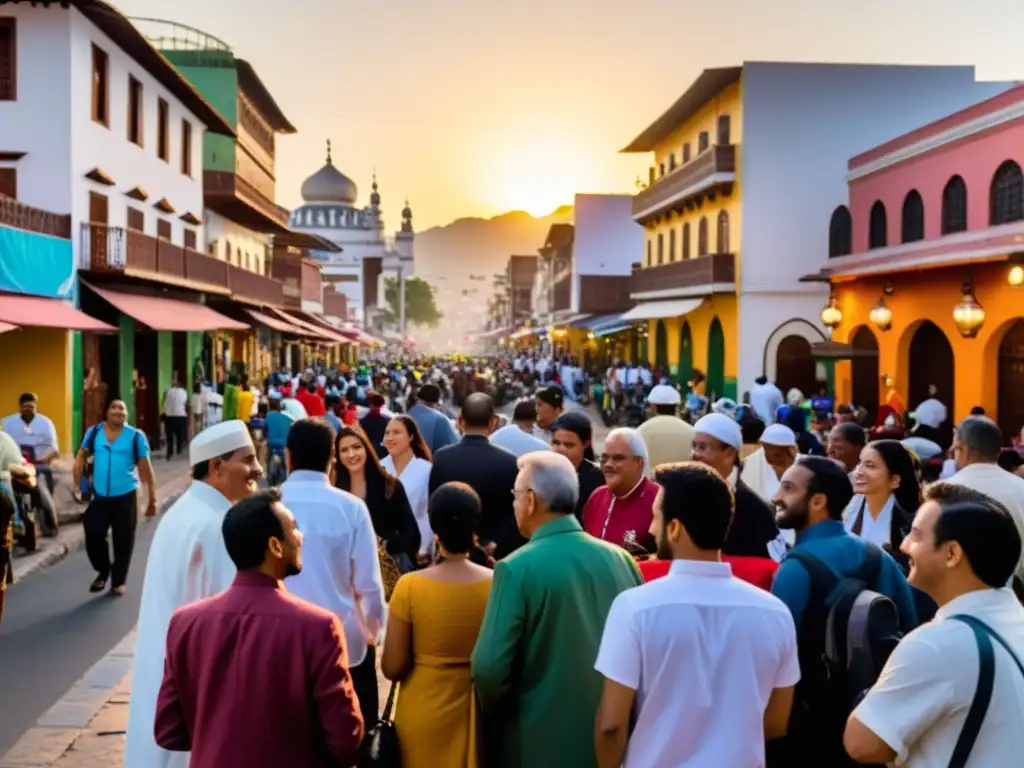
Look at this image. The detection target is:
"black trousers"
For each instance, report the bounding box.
[350,644,379,724]
[83,492,137,588]
[165,415,188,459]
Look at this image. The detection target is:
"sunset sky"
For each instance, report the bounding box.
[116,0,1024,230]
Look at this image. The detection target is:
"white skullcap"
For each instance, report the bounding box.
[693,413,742,451]
[761,423,797,448]
[189,420,255,467]
[648,384,681,406]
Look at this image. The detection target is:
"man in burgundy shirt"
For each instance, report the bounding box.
[155,489,364,768]
[582,427,658,553]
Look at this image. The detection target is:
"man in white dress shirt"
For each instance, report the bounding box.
[846,484,1024,767]
[490,400,550,457]
[946,415,1024,581]
[280,418,385,724]
[124,420,262,768]
[595,462,799,767]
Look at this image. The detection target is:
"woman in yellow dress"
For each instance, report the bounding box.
[381,482,492,768]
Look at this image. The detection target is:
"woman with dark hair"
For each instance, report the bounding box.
[381,482,491,768]
[845,438,919,569]
[335,427,421,585]
[550,411,604,521]
[381,416,434,560]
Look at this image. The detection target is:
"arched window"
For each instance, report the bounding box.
[991,160,1024,225]
[901,190,925,243]
[698,217,708,256]
[869,201,887,249]
[669,228,676,261]
[682,222,691,259]
[941,175,968,234]
[828,205,852,258]
[717,211,730,254]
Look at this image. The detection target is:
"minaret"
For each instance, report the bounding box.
[395,199,416,344]
[367,172,383,230]
[325,138,333,165]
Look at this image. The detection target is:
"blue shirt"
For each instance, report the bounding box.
[88,425,150,498]
[408,402,459,454]
[772,519,919,632]
[266,410,294,449]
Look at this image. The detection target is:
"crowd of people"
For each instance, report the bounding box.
[5,349,1024,766]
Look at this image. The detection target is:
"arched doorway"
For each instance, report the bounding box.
[908,321,955,419]
[707,318,725,400]
[998,320,1024,441]
[775,336,817,397]
[678,322,693,387]
[850,326,879,425]
[655,320,668,377]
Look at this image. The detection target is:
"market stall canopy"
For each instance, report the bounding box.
[244,308,309,336]
[84,283,249,331]
[0,293,116,331]
[621,298,704,322]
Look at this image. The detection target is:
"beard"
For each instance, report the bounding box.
[655,533,673,560]
[775,502,810,531]
[284,562,302,578]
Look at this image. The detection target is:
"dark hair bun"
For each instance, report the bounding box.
[428,482,481,554]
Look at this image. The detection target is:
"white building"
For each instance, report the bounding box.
[0,0,231,265]
[288,143,415,328]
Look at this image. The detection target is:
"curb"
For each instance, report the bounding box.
[0,631,136,768]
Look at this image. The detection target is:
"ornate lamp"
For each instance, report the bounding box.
[1010,263,1024,288]
[952,275,985,338]
[869,298,893,332]
[820,288,842,331]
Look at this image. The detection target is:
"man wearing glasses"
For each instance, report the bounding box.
[581,427,658,553]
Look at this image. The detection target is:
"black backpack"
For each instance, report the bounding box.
[785,543,904,765]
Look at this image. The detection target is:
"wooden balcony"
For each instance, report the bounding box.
[0,196,71,238]
[205,169,288,232]
[632,144,736,222]
[301,258,322,304]
[578,275,633,314]
[80,223,229,292]
[227,263,285,306]
[323,287,348,318]
[630,252,736,297]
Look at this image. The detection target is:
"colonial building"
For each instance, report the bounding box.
[0,0,240,448]
[622,62,1009,401]
[288,145,415,332]
[810,84,1024,440]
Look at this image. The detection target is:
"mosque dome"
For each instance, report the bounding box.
[300,140,358,204]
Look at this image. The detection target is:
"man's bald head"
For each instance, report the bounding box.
[462,392,496,429]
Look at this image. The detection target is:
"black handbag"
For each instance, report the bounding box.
[360,681,401,767]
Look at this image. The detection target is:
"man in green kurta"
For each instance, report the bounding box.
[472,451,642,767]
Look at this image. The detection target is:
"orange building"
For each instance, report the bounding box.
[809,85,1024,439]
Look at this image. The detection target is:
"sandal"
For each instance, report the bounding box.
[89,577,107,593]
[110,585,127,597]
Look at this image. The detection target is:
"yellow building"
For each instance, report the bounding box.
[622,68,742,399]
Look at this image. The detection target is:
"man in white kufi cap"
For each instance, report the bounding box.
[124,421,261,768]
[741,424,799,544]
[636,384,694,476]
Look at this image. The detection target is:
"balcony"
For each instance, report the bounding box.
[301,258,322,304]
[0,196,71,238]
[578,275,633,314]
[205,169,288,233]
[552,272,571,312]
[632,144,736,222]
[268,248,323,310]
[323,287,348,318]
[227,262,285,306]
[80,224,230,293]
[630,252,736,298]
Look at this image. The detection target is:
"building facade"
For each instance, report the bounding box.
[623,62,1010,401]
[288,146,415,332]
[815,84,1024,439]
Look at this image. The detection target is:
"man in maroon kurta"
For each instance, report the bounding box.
[155,489,365,767]
[582,427,658,553]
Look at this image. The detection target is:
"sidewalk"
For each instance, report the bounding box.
[11,456,194,582]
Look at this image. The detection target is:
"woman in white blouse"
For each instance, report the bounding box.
[844,439,919,570]
[382,416,434,562]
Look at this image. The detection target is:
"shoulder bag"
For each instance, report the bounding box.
[360,681,401,767]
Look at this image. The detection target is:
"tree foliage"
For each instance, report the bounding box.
[380,276,443,329]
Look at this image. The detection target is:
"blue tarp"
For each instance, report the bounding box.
[0,224,74,299]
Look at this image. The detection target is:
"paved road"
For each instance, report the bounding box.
[0,461,190,757]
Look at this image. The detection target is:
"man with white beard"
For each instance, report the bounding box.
[123,420,262,768]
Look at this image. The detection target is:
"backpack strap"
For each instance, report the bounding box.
[856,542,885,589]
[786,549,840,602]
[82,424,100,455]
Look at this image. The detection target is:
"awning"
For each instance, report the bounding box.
[244,308,308,336]
[0,321,17,334]
[621,298,704,322]
[594,323,632,338]
[0,293,116,331]
[85,284,249,331]
[268,308,349,344]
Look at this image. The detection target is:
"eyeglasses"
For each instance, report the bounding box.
[599,453,634,465]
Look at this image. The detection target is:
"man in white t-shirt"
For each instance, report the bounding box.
[946,415,1024,581]
[594,462,799,768]
[846,482,1024,767]
[163,376,189,461]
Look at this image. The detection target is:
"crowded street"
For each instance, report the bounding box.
[5,1,1024,767]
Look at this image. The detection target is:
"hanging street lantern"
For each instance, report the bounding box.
[869,297,893,332]
[952,278,985,338]
[820,290,842,331]
[1009,264,1024,288]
